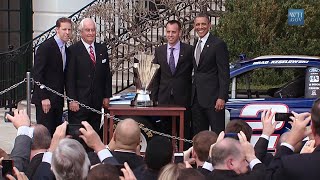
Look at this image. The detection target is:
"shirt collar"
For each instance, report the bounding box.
[167,41,181,51]
[54,35,65,48]
[81,39,95,50]
[199,32,210,44]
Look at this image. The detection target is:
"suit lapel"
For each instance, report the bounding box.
[175,43,185,72]
[160,45,172,74]
[51,38,63,70]
[79,41,95,69]
[198,34,213,68]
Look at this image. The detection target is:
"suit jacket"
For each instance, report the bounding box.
[25,153,44,179]
[267,145,320,180]
[152,43,193,107]
[254,137,274,166]
[197,166,211,176]
[32,37,67,108]
[65,41,112,109]
[10,135,32,172]
[133,165,159,180]
[192,34,230,108]
[111,151,145,170]
[206,163,266,180]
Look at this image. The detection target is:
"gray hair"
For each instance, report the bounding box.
[52,138,90,180]
[78,18,96,31]
[210,138,241,166]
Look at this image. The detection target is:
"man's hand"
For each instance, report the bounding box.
[41,99,51,113]
[215,98,225,112]
[300,140,315,154]
[79,121,105,152]
[286,111,312,146]
[120,162,137,180]
[69,101,80,112]
[238,131,256,162]
[48,121,67,152]
[183,147,195,165]
[261,109,277,136]
[5,109,30,129]
[209,131,225,158]
[6,167,28,180]
[103,98,110,109]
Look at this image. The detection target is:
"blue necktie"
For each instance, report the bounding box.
[169,47,175,74]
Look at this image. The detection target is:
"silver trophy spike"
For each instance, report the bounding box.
[133,52,160,107]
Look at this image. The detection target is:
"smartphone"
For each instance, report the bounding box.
[224,133,239,140]
[174,152,184,163]
[66,124,84,137]
[2,159,13,177]
[115,164,124,177]
[275,112,293,121]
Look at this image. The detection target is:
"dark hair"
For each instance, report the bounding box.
[225,120,252,141]
[145,136,173,170]
[194,13,210,23]
[56,17,72,27]
[311,98,320,136]
[87,164,119,180]
[193,131,217,162]
[31,124,51,150]
[166,20,182,30]
[177,168,205,180]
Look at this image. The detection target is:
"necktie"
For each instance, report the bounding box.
[60,45,66,71]
[169,47,175,74]
[89,45,96,64]
[195,40,202,66]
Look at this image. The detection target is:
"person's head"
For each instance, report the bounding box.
[31,124,51,150]
[158,163,186,180]
[145,136,173,170]
[52,139,90,180]
[225,120,252,141]
[177,168,205,180]
[79,18,96,45]
[192,130,217,162]
[193,13,211,38]
[166,20,182,46]
[311,98,320,138]
[114,118,141,151]
[211,138,249,174]
[55,17,72,43]
[87,164,119,180]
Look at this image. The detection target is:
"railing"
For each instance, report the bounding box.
[0,0,224,108]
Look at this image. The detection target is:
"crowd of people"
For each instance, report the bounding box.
[1,12,319,180]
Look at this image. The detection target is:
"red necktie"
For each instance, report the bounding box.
[89,45,96,64]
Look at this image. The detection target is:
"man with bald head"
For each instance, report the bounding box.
[207,134,266,180]
[66,18,112,133]
[111,118,145,170]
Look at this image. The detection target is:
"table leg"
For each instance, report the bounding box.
[172,116,177,152]
[103,111,108,144]
[109,112,115,142]
[179,112,184,152]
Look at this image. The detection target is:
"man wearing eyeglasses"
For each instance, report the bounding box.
[65,18,112,135]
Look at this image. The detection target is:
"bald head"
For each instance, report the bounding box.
[114,118,141,150]
[210,138,241,166]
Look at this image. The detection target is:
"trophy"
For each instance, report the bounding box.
[133,52,160,107]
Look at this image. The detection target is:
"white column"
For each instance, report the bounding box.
[33,0,94,37]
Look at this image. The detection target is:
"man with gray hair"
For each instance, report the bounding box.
[66,17,112,133]
[207,132,266,180]
[52,138,90,180]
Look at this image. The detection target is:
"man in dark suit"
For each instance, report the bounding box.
[66,18,112,132]
[207,132,266,180]
[32,17,72,136]
[152,20,193,138]
[266,99,320,180]
[192,13,230,135]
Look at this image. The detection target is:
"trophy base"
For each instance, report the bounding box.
[134,100,153,107]
[132,92,154,107]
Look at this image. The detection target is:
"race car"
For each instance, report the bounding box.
[110,55,320,151]
[227,55,320,150]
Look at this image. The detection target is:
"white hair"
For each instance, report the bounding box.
[52,138,90,180]
[78,18,96,31]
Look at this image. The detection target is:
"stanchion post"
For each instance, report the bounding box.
[26,72,31,119]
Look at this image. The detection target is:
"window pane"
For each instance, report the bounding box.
[9,0,19,10]
[0,32,9,52]
[0,11,8,30]
[10,32,20,49]
[9,11,20,31]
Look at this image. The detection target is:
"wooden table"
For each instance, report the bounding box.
[104,105,186,152]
